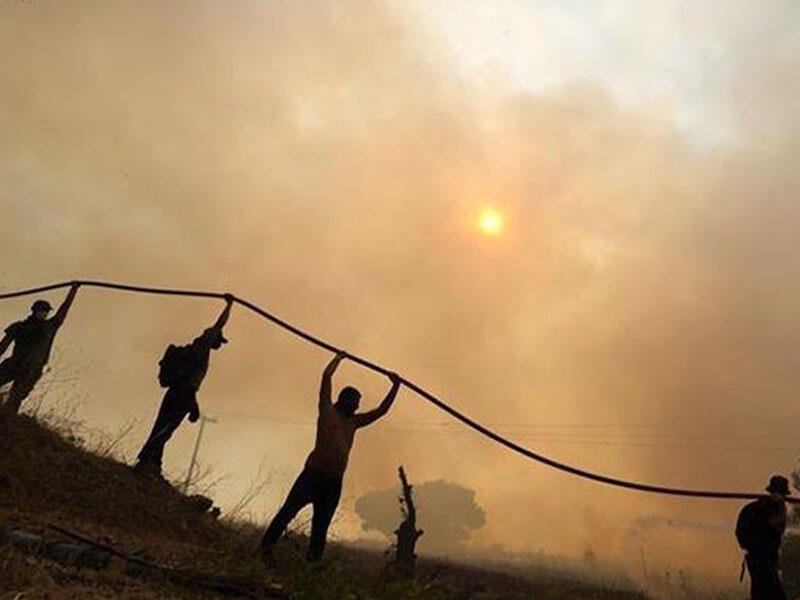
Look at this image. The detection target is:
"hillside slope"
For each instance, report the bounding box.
[0,414,649,600]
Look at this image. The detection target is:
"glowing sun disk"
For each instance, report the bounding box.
[478,208,504,236]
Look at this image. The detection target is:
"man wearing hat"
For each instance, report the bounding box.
[0,282,81,414]
[736,475,791,600]
[134,295,233,478]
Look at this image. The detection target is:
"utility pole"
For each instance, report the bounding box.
[182,415,217,493]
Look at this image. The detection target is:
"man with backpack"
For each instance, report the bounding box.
[735,475,791,600]
[134,295,233,479]
[0,282,81,414]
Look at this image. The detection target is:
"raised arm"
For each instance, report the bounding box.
[319,351,347,411]
[354,372,401,429]
[210,295,234,331]
[51,283,80,328]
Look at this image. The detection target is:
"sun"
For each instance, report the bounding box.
[478,207,504,236]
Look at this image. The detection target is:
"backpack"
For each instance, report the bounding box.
[736,500,764,551]
[157,344,195,388]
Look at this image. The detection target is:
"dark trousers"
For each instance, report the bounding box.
[747,553,787,600]
[137,387,195,471]
[261,468,343,562]
[0,358,43,414]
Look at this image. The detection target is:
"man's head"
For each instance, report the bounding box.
[766,474,791,497]
[30,299,52,321]
[200,327,228,350]
[335,386,361,416]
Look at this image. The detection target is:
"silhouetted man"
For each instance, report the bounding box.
[134,295,233,479]
[0,282,81,414]
[261,352,401,562]
[736,475,790,600]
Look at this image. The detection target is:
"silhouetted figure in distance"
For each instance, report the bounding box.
[260,352,401,562]
[736,475,790,600]
[0,282,81,414]
[134,295,233,479]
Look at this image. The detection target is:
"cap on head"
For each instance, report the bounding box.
[201,327,228,348]
[31,299,52,313]
[766,474,791,496]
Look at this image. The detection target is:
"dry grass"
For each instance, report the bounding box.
[0,414,655,599]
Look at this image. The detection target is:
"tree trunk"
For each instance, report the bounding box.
[393,465,423,578]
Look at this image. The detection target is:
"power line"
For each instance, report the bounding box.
[231,415,791,435]
[215,411,800,441]
[212,412,800,453]
[1,279,796,503]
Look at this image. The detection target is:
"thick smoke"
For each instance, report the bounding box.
[2,0,800,580]
[355,478,486,553]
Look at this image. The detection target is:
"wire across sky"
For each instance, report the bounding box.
[1,279,796,503]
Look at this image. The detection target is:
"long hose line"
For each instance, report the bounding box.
[0,279,792,503]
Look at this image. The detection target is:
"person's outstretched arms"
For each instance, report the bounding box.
[354,372,401,429]
[52,282,81,328]
[319,351,347,411]
[0,334,11,359]
[211,294,234,332]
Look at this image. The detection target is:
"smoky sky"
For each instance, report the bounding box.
[2,0,800,580]
[355,478,486,553]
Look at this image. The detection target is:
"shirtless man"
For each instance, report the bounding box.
[261,352,401,562]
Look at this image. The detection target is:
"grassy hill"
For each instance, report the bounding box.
[0,413,651,600]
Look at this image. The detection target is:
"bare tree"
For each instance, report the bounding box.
[391,465,423,578]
